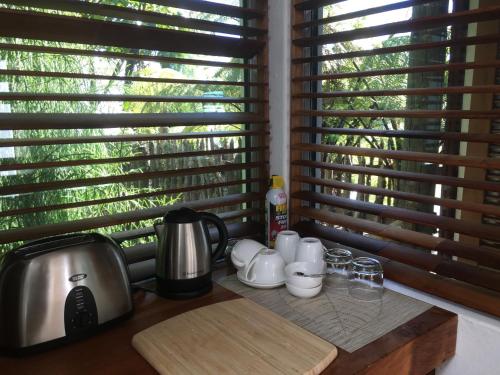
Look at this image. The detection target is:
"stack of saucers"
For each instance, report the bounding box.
[284,261,326,298]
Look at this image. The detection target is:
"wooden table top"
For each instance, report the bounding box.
[0,273,457,375]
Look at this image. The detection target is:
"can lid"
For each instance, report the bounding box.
[270,175,284,189]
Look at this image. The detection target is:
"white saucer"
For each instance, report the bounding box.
[236,271,285,289]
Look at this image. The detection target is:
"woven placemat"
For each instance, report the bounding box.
[217,274,431,353]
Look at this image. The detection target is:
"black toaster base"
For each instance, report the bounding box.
[156,273,212,300]
[0,310,133,357]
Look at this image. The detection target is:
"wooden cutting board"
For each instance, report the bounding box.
[132,298,338,375]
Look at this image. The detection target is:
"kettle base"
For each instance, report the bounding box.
[156,273,212,300]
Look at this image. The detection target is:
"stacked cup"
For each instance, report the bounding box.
[230,235,384,300]
[284,261,325,298]
[283,236,326,298]
[230,239,286,288]
[274,230,300,265]
[230,239,264,271]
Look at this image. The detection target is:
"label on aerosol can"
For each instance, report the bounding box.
[266,175,288,248]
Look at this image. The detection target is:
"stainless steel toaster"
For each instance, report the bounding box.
[0,233,133,353]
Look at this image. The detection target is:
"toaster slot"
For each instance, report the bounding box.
[14,234,96,259]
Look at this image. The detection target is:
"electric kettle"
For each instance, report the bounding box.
[154,207,228,299]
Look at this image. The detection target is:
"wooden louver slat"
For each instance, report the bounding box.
[296,206,500,293]
[293,0,445,30]
[295,221,500,318]
[146,0,265,20]
[0,147,265,171]
[294,0,344,11]
[0,112,267,130]
[0,0,268,269]
[0,93,265,103]
[295,109,500,119]
[293,160,500,193]
[294,6,500,46]
[0,130,267,147]
[0,162,264,196]
[293,142,500,169]
[294,175,500,218]
[0,69,263,87]
[293,126,500,144]
[0,193,263,244]
[0,178,264,218]
[294,191,500,243]
[292,34,500,64]
[293,61,500,81]
[0,43,261,70]
[291,0,500,317]
[0,8,263,58]
[294,85,500,98]
[1,0,266,37]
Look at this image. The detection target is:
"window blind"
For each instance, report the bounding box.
[291,0,500,317]
[0,0,269,266]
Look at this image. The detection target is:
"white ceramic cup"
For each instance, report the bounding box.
[231,239,266,270]
[275,230,300,265]
[286,283,322,299]
[295,237,325,264]
[243,248,286,284]
[285,261,326,289]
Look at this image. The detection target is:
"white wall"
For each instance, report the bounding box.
[384,281,500,375]
[268,0,291,195]
[266,2,500,374]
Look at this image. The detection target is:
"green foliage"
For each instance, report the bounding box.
[319,3,449,220]
[321,34,411,162]
[0,4,249,255]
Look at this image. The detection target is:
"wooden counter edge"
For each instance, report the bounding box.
[0,282,458,375]
[326,307,458,375]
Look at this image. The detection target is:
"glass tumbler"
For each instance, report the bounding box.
[348,257,384,301]
[324,248,353,288]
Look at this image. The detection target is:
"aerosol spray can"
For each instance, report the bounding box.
[266,175,288,248]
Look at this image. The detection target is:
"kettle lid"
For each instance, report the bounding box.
[164,207,202,224]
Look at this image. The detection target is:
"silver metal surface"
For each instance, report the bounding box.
[292,272,326,278]
[0,236,132,349]
[155,221,211,280]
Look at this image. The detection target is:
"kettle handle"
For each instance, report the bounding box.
[200,212,228,261]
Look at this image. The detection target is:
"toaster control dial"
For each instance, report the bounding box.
[64,286,98,335]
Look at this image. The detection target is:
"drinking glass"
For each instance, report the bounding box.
[348,257,384,301]
[324,248,352,288]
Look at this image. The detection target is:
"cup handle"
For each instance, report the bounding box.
[244,250,261,282]
[232,254,245,269]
